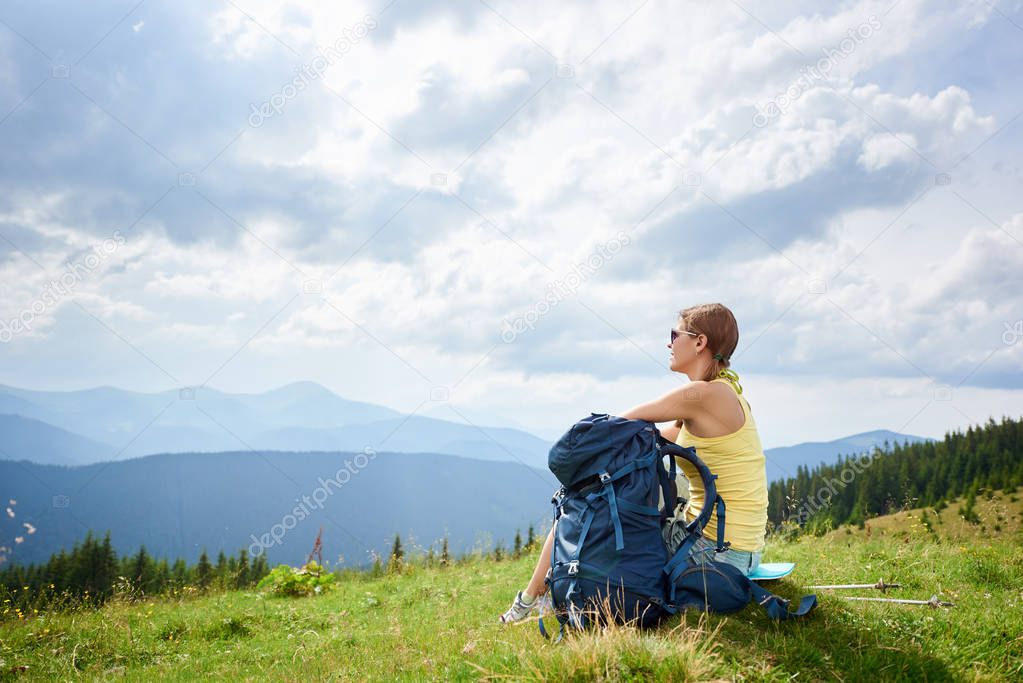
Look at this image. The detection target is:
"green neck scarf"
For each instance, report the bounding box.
[717,367,743,394]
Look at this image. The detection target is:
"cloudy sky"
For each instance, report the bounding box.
[1,0,1021,447]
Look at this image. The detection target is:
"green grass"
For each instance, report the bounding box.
[2,494,1022,681]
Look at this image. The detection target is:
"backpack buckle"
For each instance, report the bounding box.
[759,594,788,608]
[598,472,611,485]
[567,560,579,576]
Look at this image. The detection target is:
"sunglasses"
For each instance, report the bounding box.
[670,328,699,344]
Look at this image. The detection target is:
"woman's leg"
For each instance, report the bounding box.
[524,526,556,598]
[499,525,556,623]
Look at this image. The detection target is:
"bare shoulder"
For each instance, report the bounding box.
[665,381,715,420]
[678,379,737,414]
[675,380,715,401]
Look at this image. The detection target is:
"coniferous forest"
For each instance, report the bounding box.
[768,416,1023,533]
[0,530,269,615]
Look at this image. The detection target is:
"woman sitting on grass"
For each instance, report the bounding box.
[500,302,769,624]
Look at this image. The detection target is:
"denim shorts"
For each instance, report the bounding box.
[662,516,761,576]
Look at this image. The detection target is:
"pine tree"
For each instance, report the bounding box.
[196,550,212,590]
[513,529,522,557]
[959,490,980,524]
[440,536,450,567]
[388,534,404,573]
[236,549,250,588]
[215,550,228,581]
[171,558,188,587]
[131,545,151,595]
[98,532,117,600]
[526,524,535,549]
[251,554,269,582]
[154,558,170,592]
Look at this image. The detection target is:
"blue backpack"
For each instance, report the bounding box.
[540,413,816,640]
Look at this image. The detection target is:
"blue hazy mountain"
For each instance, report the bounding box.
[0,381,400,446]
[0,382,551,468]
[762,429,933,482]
[255,415,549,469]
[0,414,115,466]
[0,381,932,478]
[0,450,558,568]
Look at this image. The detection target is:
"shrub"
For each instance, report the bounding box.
[256,561,337,597]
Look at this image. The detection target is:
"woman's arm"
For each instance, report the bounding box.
[659,423,681,442]
[620,382,708,423]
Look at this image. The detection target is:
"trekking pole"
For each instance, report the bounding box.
[840,594,954,608]
[808,578,900,592]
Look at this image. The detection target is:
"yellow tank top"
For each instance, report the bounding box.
[674,374,768,553]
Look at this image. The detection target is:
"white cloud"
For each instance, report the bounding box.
[1,0,1020,446]
[858,133,918,171]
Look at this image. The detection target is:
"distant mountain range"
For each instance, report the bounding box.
[762,429,933,482]
[0,381,937,567]
[0,383,932,478]
[0,450,558,568]
[0,414,112,466]
[0,382,551,469]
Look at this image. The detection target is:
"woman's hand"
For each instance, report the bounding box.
[659,423,681,443]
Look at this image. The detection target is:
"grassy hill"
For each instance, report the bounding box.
[3,493,1022,681]
[831,487,1023,542]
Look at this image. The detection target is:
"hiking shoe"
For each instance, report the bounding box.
[499,590,538,624]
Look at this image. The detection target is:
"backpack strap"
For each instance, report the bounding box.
[576,506,598,559]
[656,438,719,535]
[712,495,729,553]
[606,449,658,481]
[654,437,678,524]
[538,615,568,643]
[662,532,704,604]
[599,471,624,551]
[748,580,818,620]
[580,470,625,551]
